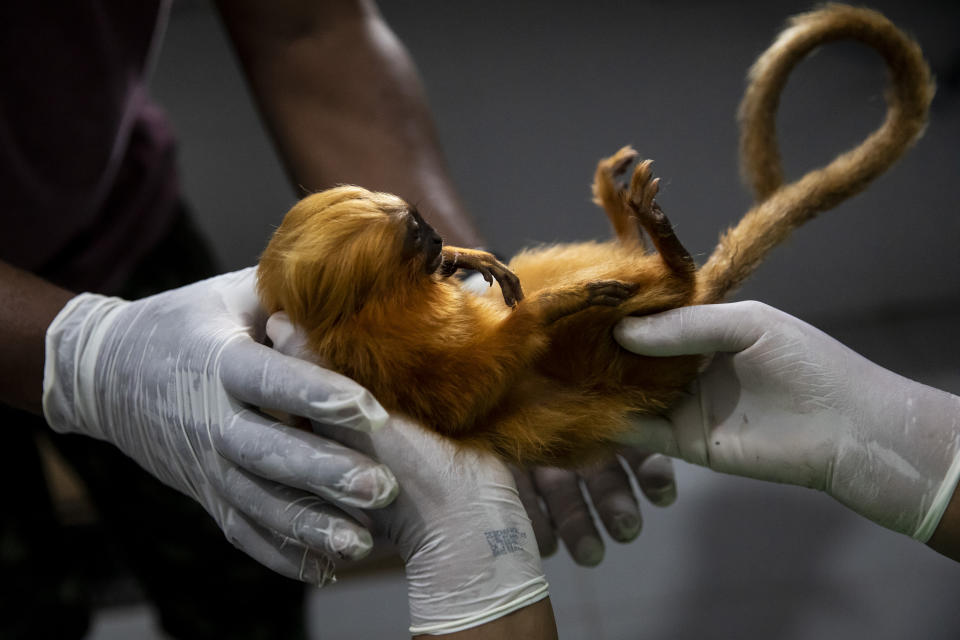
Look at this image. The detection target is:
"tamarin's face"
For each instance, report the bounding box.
[257,186,454,326]
[401,206,444,274]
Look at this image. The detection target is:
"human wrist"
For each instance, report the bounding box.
[834,367,960,539]
[892,381,960,541]
[926,478,960,560]
[0,261,76,414]
[407,564,549,636]
[415,597,558,640]
[403,483,549,635]
[42,292,126,438]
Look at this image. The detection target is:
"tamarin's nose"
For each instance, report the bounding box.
[430,234,442,247]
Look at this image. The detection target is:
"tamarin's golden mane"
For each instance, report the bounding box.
[257,5,934,467]
[259,187,414,334]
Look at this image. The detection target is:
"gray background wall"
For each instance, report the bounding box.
[92,1,960,638]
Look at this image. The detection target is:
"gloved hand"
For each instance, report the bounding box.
[511,450,677,566]
[462,271,679,566]
[267,312,548,636]
[42,268,399,585]
[614,301,960,541]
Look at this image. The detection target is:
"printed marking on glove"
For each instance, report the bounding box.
[484,527,527,557]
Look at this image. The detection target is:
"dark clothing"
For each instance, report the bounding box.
[0,1,180,294]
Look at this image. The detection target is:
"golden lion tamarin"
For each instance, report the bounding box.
[257,5,934,466]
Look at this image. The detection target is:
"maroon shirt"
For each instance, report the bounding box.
[0,0,180,294]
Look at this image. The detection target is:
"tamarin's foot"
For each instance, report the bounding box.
[440,247,524,306]
[628,159,659,215]
[593,146,645,247]
[601,146,639,182]
[626,160,696,275]
[532,280,640,325]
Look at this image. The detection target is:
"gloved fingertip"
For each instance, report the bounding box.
[330,525,374,561]
[573,535,604,567]
[308,389,389,432]
[301,552,337,588]
[613,313,693,357]
[355,528,374,557]
[336,464,399,509]
[353,390,390,431]
[610,512,642,541]
[367,465,400,507]
[647,484,678,507]
[639,455,678,506]
[612,316,649,345]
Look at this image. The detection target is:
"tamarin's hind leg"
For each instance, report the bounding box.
[626,160,696,277]
[592,146,646,248]
[593,147,695,278]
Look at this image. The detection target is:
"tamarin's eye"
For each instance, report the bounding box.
[408,207,426,244]
[408,220,422,246]
[401,209,425,259]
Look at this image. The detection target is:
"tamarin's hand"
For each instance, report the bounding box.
[43,268,399,585]
[267,311,549,635]
[615,301,960,542]
[439,246,524,307]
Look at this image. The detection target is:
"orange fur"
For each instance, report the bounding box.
[257,5,933,467]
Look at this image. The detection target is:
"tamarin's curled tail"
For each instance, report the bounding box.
[696,3,935,303]
[257,5,935,466]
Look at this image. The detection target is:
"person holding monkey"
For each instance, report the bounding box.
[0,1,666,638]
[5,1,956,639]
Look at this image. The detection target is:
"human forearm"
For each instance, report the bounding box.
[216,0,481,246]
[420,598,558,640]
[0,260,74,413]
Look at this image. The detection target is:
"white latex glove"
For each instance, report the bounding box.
[511,450,677,566]
[614,301,960,541]
[267,312,548,636]
[42,268,399,585]
[465,271,679,566]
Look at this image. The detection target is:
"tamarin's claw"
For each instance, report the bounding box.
[629,160,659,215]
[441,247,525,307]
[490,265,524,307]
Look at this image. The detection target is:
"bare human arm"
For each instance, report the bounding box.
[0,260,74,414]
[413,599,558,640]
[214,0,481,247]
